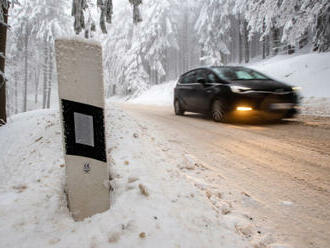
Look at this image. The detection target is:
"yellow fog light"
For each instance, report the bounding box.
[237,107,252,111]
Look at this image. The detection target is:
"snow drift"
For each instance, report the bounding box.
[0,106,254,248]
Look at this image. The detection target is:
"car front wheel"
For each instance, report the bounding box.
[174,99,185,116]
[211,99,226,122]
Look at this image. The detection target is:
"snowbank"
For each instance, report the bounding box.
[248,52,330,98]
[128,81,177,106]
[0,106,252,248]
[123,52,330,116]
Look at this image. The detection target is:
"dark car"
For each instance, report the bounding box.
[174,66,300,122]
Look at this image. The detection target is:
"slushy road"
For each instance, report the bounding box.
[121,104,330,248]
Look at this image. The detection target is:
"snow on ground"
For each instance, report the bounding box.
[0,105,256,248]
[124,52,330,117]
[2,52,328,247]
[128,81,177,106]
[301,97,330,116]
[248,52,330,98]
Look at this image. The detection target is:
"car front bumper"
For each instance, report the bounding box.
[228,91,300,120]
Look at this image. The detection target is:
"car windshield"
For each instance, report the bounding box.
[213,67,270,81]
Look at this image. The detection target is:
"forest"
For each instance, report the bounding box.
[1,0,329,119]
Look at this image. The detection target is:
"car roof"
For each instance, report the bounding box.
[180,66,248,78]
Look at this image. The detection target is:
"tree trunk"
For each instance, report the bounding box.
[35,66,40,104]
[272,27,280,56]
[287,45,295,55]
[0,5,8,125]
[262,37,266,59]
[238,14,243,64]
[262,19,266,59]
[42,39,49,109]
[46,47,53,109]
[14,73,18,114]
[243,20,249,64]
[23,29,29,112]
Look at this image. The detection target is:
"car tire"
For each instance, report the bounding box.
[211,99,226,122]
[174,99,185,116]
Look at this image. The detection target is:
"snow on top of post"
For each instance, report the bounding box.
[55,37,102,49]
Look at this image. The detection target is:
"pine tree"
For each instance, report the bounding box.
[104,0,182,95]
[7,0,71,113]
[195,0,232,65]
[72,0,142,35]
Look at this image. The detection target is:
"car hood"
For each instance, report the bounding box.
[230,80,293,92]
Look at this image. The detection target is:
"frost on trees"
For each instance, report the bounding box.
[313,3,330,52]
[72,0,142,36]
[97,0,113,34]
[0,0,9,25]
[195,0,231,65]
[5,0,71,116]
[245,0,330,53]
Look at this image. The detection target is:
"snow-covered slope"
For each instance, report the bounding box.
[125,52,330,116]
[129,81,177,106]
[0,106,253,248]
[248,52,330,98]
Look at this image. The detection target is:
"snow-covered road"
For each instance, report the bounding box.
[120,103,330,248]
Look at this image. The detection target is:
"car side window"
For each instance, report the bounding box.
[207,73,217,83]
[181,75,189,84]
[182,71,196,84]
[196,70,207,81]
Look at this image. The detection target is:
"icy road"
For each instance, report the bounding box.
[121,104,330,248]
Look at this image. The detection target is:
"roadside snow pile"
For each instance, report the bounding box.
[128,81,176,106]
[301,97,330,117]
[249,52,330,98]
[0,106,252,248]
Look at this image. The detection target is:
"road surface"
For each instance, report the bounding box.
[121,104,330,248]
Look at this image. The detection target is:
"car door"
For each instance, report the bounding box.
[176,71,197,111]
[190,69,215,113]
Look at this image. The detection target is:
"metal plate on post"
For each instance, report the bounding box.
[55,39,110,221]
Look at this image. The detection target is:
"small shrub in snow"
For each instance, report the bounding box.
[12,185,27,193]
[138,184,149,197]
[128,177,139,183]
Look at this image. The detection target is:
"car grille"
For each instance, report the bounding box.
[260,93,297,112]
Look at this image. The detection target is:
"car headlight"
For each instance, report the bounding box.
[230,85,251,93]
[292,86,302,91]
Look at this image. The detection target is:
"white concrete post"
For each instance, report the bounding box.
[55,39,110,221]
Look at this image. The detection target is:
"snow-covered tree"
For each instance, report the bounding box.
[245,0,330,52]
[104,0,184,96]
[195,0,232,65]
[72,0,143,35]
[3,0,330,110]
[6,0,71,115]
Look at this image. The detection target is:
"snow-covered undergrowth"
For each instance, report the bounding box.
[0,106,254,248]
[125,52,330,116]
